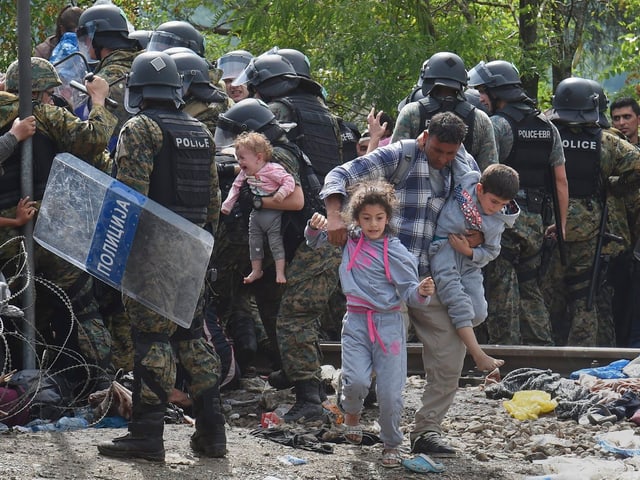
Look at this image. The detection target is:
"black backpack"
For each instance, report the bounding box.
[276,141,325,261]
[277,93,343,180]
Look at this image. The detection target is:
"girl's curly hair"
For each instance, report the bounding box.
[342,179,398,234]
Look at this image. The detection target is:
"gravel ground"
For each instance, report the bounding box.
[1,374,640,479]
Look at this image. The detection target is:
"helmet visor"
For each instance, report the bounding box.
[218,54,252,81]
[147,30,187,52]
[231,60,259,86]
[213,123,239,150]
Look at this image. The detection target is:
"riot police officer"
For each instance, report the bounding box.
[546,76,640,346]
[215,98,340,423]
[392,51,498,171]
[77,3,142,152]
[97,51,225,461]
[147,20,206,57]
[165,47,232,134]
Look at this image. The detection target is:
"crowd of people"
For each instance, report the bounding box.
[0,0,639,468]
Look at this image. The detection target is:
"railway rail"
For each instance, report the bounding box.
[318,342,640,379]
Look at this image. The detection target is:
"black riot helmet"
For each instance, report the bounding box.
[77,4,138,58]
[214,98,286,148]
[232,54,300,101]
[165,47,226,104]
[147,21,205,57]
[587,79,610,128]
[420,52,468,96]
[124,51,184,114]
[549,77,600,125]
[468,60,527,103]
[276,48,311,78]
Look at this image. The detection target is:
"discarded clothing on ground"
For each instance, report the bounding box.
[484,368,587,401]
[485,367,640,423]
[250,425,381,454]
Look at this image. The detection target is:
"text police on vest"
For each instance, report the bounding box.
[562,139,597,150]
[175,137,211,149]
[518,129,552,139]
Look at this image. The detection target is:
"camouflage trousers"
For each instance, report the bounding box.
[484,210,554,345]
[124,289,221,407]
[210,220,277,366]
[543,235,608,347]
[269,241,342,382]
[96,281,133,372]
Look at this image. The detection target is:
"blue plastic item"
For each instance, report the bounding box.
[569,359,630,379]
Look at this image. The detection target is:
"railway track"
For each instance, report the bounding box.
[319,342,640,379]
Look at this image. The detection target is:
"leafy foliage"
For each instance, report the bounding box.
[2,0,639,127]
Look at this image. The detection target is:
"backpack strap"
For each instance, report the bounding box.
[390,139,416,186]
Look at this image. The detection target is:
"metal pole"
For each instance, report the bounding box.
[17,0,36,370]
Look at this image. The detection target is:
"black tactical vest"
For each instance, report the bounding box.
[495,106,554,190]
[275,140,326,261]
[417,97,476,154]
[556,125,601,198]
[276,92,343,181]
[0,124,57,210]
[142,108,213,224]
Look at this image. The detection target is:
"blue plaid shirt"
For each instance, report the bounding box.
[320,141,478,276]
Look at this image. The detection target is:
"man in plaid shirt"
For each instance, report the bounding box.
[321,111,480,457]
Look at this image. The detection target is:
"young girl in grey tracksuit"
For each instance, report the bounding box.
[305,179,434,468]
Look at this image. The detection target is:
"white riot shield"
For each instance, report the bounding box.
[33,153,214,328]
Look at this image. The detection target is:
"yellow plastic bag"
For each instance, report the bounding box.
[503,390,558,420]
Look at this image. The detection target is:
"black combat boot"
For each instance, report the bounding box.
[97,405,165,462]
[190,385,227,458]
[283,379,324,423]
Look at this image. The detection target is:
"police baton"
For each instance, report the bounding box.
[69,74,118,108]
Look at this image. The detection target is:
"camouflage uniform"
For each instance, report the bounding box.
[0,86,117,381]
[544,129,640,346]
[268,100,345,341]
[484,113,564,345]
[391,100,498,171]
[92,49,140,150]
[183,96,233,136]
[114,112,221,406]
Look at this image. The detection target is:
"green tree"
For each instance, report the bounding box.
[3,0,639,124]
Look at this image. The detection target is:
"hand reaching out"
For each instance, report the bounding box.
[418,276,435,297]
[309,211,328,230]
[15,196,37,226]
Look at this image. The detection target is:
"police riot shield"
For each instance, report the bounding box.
[53,52,90,118]
[33,153,214,328]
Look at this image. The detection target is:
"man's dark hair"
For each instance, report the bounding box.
[610,96,640,116]
[427,111,467,144]
[480,164,520,200]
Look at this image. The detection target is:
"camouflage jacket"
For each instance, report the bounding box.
[183,97,233,136]
[94,48,141,137]
[0,91,116,169]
